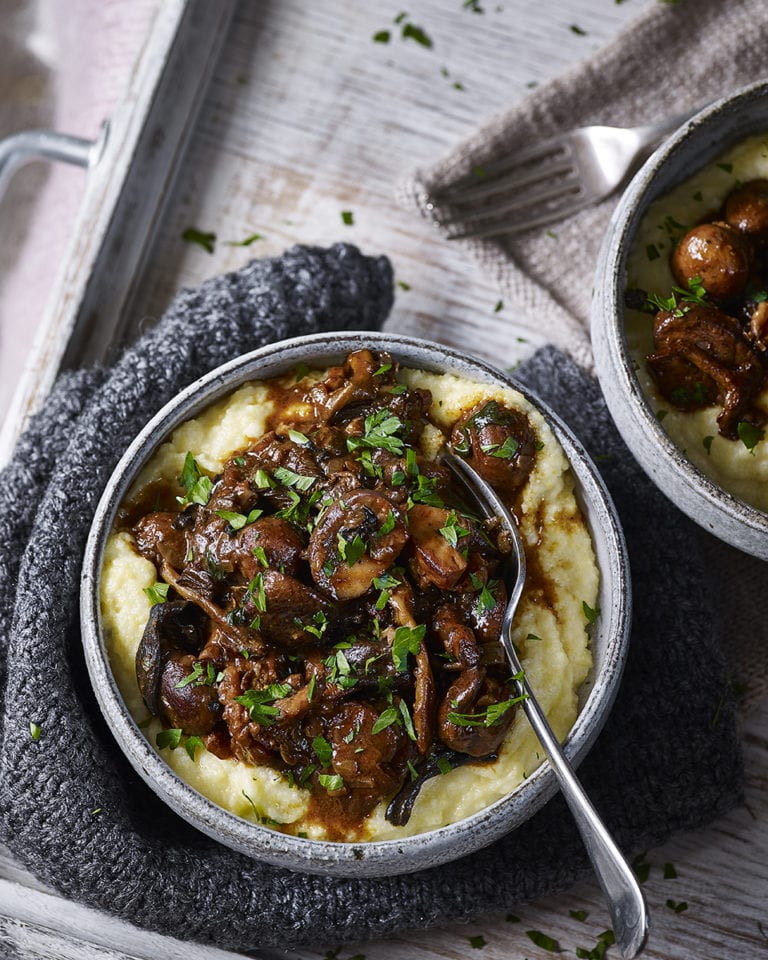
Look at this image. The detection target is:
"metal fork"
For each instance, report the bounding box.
[427,108,700,240]
[440,449,649,960]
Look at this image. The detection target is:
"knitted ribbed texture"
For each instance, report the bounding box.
[0,244,742,950]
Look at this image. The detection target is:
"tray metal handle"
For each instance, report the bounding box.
[0,122,109,199]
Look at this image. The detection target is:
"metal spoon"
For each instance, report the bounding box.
[440,449,649,959]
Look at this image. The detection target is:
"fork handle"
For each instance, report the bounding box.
[505,646,649,959]
[632,104,706,152]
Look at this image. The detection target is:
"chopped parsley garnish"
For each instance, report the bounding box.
[494,299,503,313]
[737,421,763,452]
[373,571,401,609]
[177,452,213,506]
[391,623,426,671]
[181,227,216,253]
[273,466,316,491]
[337,531,367,566]
[254,468,276,489]
[470,573,498,616]
[347,409,405,455]
[447,692,525,728]
[438,510,469,548]
[717,162,734,174]
[570,23,586,35]
[570,909,589,921]
[468,934,487,948]
[294,362,310,382]
[371,706,399,735]
[312,735,333,767]
[398,699,417,740]
[488,435,519,459]
[409,473,444,507]
[373,29,391,42]
[252,545,269,568]
[373,363,392,377]
[464,0,484,11]
[703,435,714,455]
[287,429,311,446]
[184,736,205,761]
[235,683,291,725]
[318,773,344,792]
[378,510,396,536]
[437,756,453,775]
[657,409,669,422]
[397,280,411,290]
[301,611,329,639]
[341,210,354,226]
[663,862,678,879]
[526,929,560,951]
[582,600,600,624]
[29,722,42,742]
[247,573,268,613]
[143,582,169,606]
[646,243,660,261]
[156,728,183,750]
[307,674,317,702]
[175,661,217,689]
[216,507,262,530]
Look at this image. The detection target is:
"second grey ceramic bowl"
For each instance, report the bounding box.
[81,331,630,877]
[592,80,768,560]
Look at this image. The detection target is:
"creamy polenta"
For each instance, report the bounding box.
[101,357,598,841]
[626,133,768,512]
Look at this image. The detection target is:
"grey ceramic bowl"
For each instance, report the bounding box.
[592,80,768,560]
[81,331,630,877]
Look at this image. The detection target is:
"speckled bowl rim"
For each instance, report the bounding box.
[592,80,768,559]
[81,331,631,877]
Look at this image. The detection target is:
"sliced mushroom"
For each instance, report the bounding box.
[647,302,766,437]
[308,489,408,600]
[135,601,207,716]
[407,504,468,590]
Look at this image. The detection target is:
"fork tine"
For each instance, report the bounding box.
[444,191,593,240]
[435,134,573,196]
[435,158,575,206]
[437,174,584,229]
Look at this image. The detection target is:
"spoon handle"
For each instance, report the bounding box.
[506,644,649,960]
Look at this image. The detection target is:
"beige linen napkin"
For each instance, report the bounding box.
[401,0,768,698]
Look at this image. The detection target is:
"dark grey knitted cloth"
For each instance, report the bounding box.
[0,245,742,952]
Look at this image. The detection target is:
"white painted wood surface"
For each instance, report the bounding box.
[3,1,767,958]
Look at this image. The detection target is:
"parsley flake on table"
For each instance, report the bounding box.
[526,928,560,951]
[468,934,487,948]
[494,298,504,312]
[373,29,391,42]
[341,210,354,226]
[181,227,216,253]
[570,23,587,35]
[29,721,42,742]
[225,232,264,246]
[666,898,688,913]
[401,22,433,47]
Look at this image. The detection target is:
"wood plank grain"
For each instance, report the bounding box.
[4,1,767,959]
